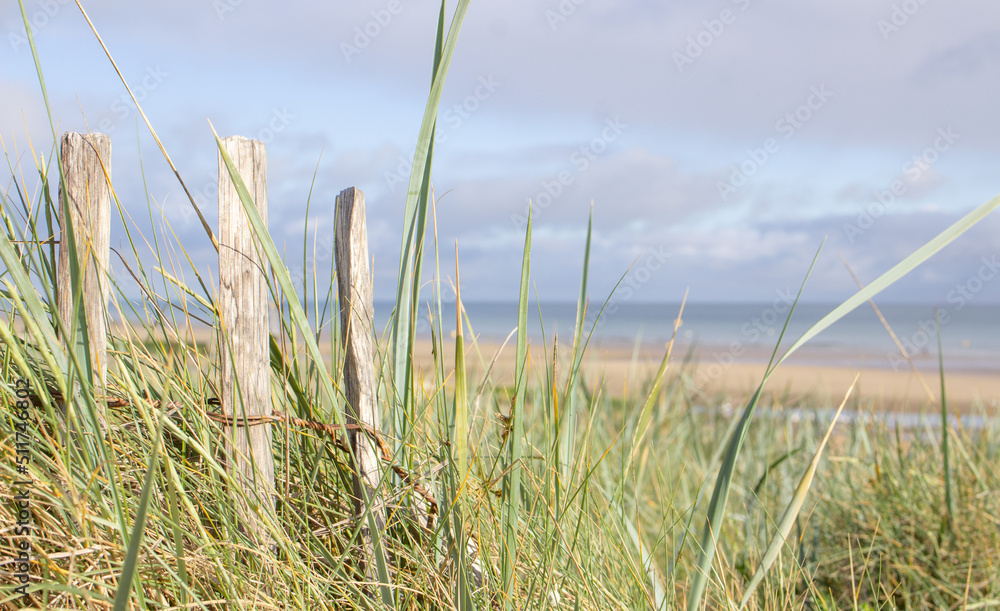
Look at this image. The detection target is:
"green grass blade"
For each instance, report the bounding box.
[569,206,593,377]
[388,0,446,452]
[775,194,1000,368]
[558,208,593,511]
[688,192,1000,610]
[73,1,219,252]
[688,243,833,611]
[443,465,476,611]
[112,409,165,611]
[453,330,475,610]
[21,0,123,452]
[454,258,469,483]
[389,0,470,442]
[737,376,857,610]
[606,493,667,610]
[937,308,954,532]
[18,0,58,145]
[14,0,79,399]
[0,237,66,381]
[502,210,532,609]
[164,457,189,608]
[450,244,477,610]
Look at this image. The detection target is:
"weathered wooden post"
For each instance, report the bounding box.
[335,187,387,582]
[218,135,273,547]
[57,132,112,431]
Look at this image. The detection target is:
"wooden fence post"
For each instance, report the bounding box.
[335,187,387,582]
[57,132,111,431]
[218,135,273,547]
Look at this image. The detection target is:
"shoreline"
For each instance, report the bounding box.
[110,322,1000,412]
[411,337,1000,413]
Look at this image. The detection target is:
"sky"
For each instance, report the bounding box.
[2,0,1000,306]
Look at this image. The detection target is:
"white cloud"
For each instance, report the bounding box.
[2,0,998,304]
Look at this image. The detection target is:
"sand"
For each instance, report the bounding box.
[408,337,1000,413]
[112,322,999,413]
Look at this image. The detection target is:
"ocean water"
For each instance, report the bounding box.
[372,301,1000,371]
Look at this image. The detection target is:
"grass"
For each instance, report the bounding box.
[3,348,1000,609]
[2,1,1000,609]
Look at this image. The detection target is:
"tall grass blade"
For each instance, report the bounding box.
[454,252,469,481]
[452,261,475,610]
[936,308,954,532]
[112,409,165,611]
[557,208,593,511]
[17,0,92,402]
[687,246,820,611]
[613,497,666,610]
[164,457,189,607]
[840,254,935,401]
[737,376,858,610]
[389,0,470,453]
[0,232,66,383]
[8,7,113,473]
[775,194,1000,367]
[688,192,1000,611]
[14,0,76,402]
[502,210,532,609]
[73,0,219,251]
[18,0,58,145]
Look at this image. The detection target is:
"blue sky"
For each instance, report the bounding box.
[2,0,1000,305]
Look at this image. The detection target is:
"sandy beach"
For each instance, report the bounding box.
[409,336,1000,413]
[113,321,999,413]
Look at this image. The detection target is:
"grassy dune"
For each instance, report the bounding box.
[2,316,999,608]
[3,1,1000,609]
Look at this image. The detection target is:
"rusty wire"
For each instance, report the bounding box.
[34,390,438,516]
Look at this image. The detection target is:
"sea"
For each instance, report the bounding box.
[371,301,1000,372]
